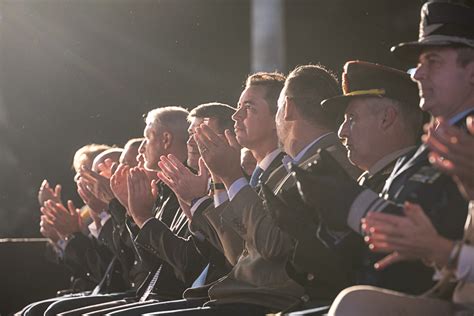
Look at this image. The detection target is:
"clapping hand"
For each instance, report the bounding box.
[38,180,62,206]
[41,200,82,239]
[424,116,474,200]
[127,167,156,228]
[194,125,242,188]
[362,202,454,270]
[157,154,209,207]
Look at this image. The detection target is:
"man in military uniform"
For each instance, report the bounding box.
[293,0,473,299]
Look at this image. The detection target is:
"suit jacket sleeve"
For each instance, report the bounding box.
[134,218,208,286]
[222,185,294,260]
[189,199,245,266]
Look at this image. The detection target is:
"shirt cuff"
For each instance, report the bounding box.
[214,190,229,207]
[190,196,211,217]
[347,189,386,234]
[228,177,249,201]
[456,244,474,283]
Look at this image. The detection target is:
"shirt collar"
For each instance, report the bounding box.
[292,132,334,164]
[448,107,474,125]
[258,148,282,172]
[366,146,417,177]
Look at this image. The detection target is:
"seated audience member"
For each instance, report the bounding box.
[329,116,474,316]
[292,61,427,294]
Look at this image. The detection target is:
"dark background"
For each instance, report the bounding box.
[0,0,422,237]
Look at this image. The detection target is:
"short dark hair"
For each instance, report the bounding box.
[188,102,236,133]
[245,72,286,114]
[285,64,341,130]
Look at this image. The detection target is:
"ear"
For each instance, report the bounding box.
[162,131,173,150]
[380,105,398,131]
[284,97,298,121]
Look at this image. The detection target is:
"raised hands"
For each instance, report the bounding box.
[41,200,82,239]
[39,215,61,243]
[127,167,156,228]
[110,164,132,209]
[77,180,108,214]
[194,125,242,187]
[38,180,62,206]
[97,158,117,179]
[158,154,209,206]
[77,166,115,204]
[362,202,454,270]
[424,116,474,200]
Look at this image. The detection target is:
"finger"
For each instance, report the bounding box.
[110,162,118,175]
[159,155,180,175]
[40,179,48,190]
[195,126,218,151]
[104,158,114,167]
[467,116,474,135]
[199,124,224,147]
[365,211,407,227]
[157,171,175,189]
[198,157,209,179]
[374,252,406,270]
[67,200,77,216]
[225,129,240,149]
[167,154,189,174]
[54,184,62,197]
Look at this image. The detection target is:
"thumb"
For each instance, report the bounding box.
[467,115,474,135]
[67,200,77,216]
[198,157,209,179]
[55,184,62,197]
[225,129,240,149]
[374,252,406,270]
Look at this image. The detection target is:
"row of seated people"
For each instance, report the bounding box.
[19,1,474,315]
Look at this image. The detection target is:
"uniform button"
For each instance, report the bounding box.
[120,249,125,254]
[301,294,310,302]
[134,260,138,265]
[307,273,315,281]
[131,282,135,287]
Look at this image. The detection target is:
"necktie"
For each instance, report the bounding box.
[191,264,210,288]
[249,166,263,188]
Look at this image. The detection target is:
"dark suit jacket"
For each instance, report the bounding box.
[98,182,189,300]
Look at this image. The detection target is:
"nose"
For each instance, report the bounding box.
[338,119,349,143]
[187,134,196,147]
[232,107,245,122]
[138,139,146,154]
[412,63,425,82]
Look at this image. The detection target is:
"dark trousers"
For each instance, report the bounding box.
[40,292,131,316]
[143,303,270,316]
[106,298,208,316]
